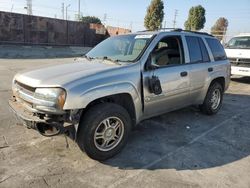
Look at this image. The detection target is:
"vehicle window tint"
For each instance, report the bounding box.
[186,36,202,63]
[206,38,227,61]
[198,38,210,62]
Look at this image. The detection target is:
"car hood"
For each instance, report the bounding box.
[225,48,250,59]
[14,59,120,88]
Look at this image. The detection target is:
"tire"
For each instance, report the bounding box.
[77,103,132,161]
[200,82,223,115]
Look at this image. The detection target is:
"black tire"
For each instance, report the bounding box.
[200,82,223,115]
[77,103,132,161]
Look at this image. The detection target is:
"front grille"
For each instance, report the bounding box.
[229,58,250,67]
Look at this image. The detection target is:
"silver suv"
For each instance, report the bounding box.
[9,29,230,160]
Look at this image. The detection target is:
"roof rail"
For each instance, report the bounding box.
[138,28,182,32]
[158,28,183,32]
[138,28,214,37]
[179,29,213,37]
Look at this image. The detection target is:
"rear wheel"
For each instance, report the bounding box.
[200,82,223,115]
[77,103,131,161]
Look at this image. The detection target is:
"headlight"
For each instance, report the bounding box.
[33,88,66,113]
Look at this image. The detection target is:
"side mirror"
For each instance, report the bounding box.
[148,75,162,95]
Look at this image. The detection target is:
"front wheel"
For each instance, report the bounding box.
[77,103,132,161]
[200,82,223,115]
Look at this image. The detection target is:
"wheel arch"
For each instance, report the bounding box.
[209,76,226,92]
[82,93,137,126]
[198,76,226,105]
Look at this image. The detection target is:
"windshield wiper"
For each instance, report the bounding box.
[96,56,121,65]
[115,59,134,63]
[82,54,94,61]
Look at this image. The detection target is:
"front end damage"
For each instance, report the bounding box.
[9,97,82,138]
[9,80,82,139]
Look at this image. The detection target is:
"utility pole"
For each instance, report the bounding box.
[78,0,81,21]
[66,4,71,21]
[129,22,133,31]
[173,9,178,28]
[222,26,227,45]
[163,20,166,28]
[26,0,33,15]
[62,3,65,20]
[103,13,107,25]
[11,4,14,12]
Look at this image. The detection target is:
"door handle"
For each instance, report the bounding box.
[180,71,188,77]
[208,67,214,72]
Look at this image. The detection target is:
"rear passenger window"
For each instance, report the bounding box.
[206,38,227,61]
[186,36,202,63]
[198,38,210,62]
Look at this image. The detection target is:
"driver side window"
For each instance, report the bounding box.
[152,36,183,67]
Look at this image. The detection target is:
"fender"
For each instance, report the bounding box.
[198,69,228,104]
[64,82,143,123]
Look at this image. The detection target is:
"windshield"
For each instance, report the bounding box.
[86,34,154,62]
[226,36,250,49]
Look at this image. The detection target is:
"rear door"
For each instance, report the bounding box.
[184,36,211,104]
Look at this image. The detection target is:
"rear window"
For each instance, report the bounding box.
[206,38,227,61]
[198,38,210,62]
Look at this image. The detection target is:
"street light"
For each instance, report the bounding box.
[66,4,71,21]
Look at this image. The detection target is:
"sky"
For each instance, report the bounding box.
[0,0,250,39]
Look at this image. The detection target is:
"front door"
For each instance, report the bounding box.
[143,36,191,118]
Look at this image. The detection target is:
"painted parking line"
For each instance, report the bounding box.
[109,109,249,188]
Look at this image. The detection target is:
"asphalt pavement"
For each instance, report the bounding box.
[0,58,250,188]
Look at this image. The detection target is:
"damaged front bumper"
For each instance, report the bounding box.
[8,98,81,139]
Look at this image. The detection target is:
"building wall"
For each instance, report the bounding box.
[106,26,131,36]
[0,11,108,47]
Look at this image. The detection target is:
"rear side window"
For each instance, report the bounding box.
[198,38,210,62]
[186,36,202,63]
[206,38,227,61]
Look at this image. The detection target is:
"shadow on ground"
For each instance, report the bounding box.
[231,76,250,84]
[102,92,250,171]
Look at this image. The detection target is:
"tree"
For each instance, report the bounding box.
[211,17,229,41]
[184,5,206,31]
[144,0,164,30]
[80,16,102,24]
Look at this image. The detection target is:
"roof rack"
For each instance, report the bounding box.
[138,28,213,37]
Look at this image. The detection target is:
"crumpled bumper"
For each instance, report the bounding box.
[8,98,63,136]
[8,98,44,129]
[8,98,78,138]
